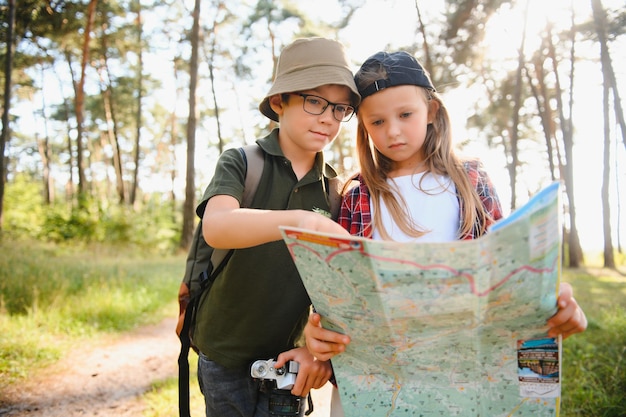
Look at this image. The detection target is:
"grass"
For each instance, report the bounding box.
[0,237,185,388]
[1,237,625,416]
[142,354,206,417]
[560,267,626,416]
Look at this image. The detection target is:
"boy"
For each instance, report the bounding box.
[194,37,360,417]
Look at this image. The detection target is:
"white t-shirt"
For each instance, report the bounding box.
[372,172,460,242]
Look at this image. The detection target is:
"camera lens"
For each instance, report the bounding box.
[251,361,269,377]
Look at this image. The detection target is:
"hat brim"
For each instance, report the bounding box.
[259,65,360,122]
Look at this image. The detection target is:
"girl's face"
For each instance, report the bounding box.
[358,85,438,177]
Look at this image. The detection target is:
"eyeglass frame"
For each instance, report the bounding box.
[287,93,356,122]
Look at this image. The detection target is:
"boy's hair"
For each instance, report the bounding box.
[259,37,361,122]
[354,51,493,240]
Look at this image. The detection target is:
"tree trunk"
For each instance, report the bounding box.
[130,1,143,206]
[180,0,201,251]
[97,18,125,204]
[170,107,178,208]
[74,0,98,199]
[601,74,616,268]
[36,66,54,204]
[415,2,433,76]
[592,0,616,267]
[266,18,279,131]
[0,0,16,230]
[98,56,125,204]
[546,23,583,267]
[508,2,527,211]
[591,0,626,152]
[525,60,557,182]
[207,7,224,154]
[36,133,53,204]
[169,61,181,208]
[60,54,77,201]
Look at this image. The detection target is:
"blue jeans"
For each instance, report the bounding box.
[197,353,305,417]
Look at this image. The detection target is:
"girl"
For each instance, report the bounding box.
[301,50,587,413]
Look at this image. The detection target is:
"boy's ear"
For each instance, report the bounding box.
[268,94,285,118]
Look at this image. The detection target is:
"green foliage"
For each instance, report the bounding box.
[0,238,184,387]
[3,175,46,237]
[3,177,181,252]
[41,205,99,242]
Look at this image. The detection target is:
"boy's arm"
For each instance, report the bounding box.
[202,194,349,249]
[274,346,333,397]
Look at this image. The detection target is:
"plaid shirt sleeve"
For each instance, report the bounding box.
[463,160,503,239]
[338,175,373,238]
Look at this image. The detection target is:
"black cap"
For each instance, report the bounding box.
[355,51,435,100]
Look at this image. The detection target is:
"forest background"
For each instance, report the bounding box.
[0,1,625,416]
[1,0,625,266]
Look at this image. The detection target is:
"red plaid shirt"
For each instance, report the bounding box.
[339,160,503,240]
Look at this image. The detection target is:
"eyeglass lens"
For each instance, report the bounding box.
[301,95,354,122]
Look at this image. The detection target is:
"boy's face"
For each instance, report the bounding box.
[270,84,353,154]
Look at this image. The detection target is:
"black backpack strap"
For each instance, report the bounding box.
[177,248,237,416]
[177,293,194,417]
[179,144,265,417]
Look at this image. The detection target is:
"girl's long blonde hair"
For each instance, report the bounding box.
[355,64,493,240]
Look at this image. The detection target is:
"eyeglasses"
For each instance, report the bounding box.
[289,93,355,122]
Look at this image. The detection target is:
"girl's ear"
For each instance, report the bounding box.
[427,98,440,124]
[269,94,285,118]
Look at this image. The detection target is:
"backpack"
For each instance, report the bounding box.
[176,144,341,417]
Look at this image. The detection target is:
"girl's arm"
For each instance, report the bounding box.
[304,312,351,361]
[547,282,588,339]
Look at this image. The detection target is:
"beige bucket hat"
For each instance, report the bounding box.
[259,37,361,122]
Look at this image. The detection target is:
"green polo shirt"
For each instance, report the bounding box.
[194,129,338,370]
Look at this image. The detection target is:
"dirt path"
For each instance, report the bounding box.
[0,317,180,416]
[0,317,332,417]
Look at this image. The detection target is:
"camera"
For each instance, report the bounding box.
[250,359,299,390]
